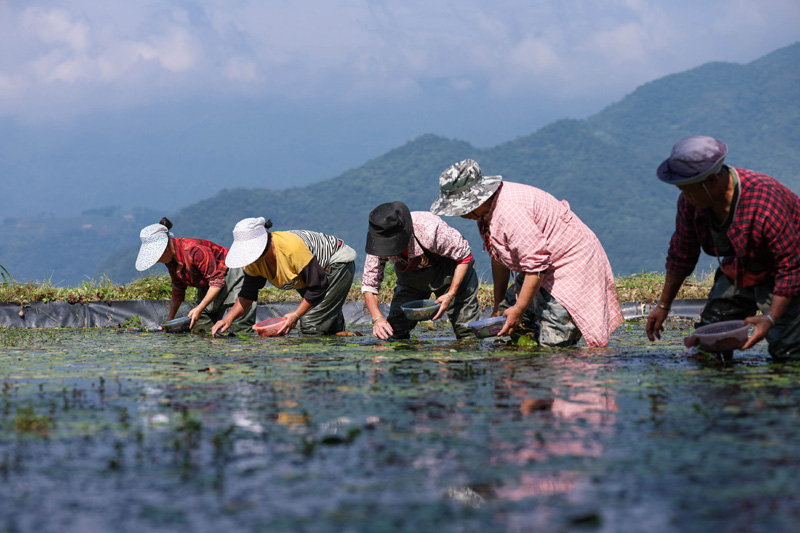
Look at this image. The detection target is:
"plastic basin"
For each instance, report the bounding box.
[161,316,191,333]
[253,317,287,337]
[691,320,750,351]
[468,316,507,338]
[400,299,441,321]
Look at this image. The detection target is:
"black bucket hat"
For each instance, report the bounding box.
[365,201,413,256]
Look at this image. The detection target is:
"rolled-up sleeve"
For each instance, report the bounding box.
[360,254,386,294]
[171,282,187,301]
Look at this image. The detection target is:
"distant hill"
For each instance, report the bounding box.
[3,42,797,287]
[97,42,800,284]
[0,207,161,286]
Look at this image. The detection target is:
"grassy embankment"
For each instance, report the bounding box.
[0,266,712,308]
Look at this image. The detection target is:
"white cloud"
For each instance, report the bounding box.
[0,0,797,120]
[0,73,29,100]
[148,27,201,72]
[22,7,91,52]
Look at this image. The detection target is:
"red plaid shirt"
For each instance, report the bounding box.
[666,167,800,297]
[167,238,229,300]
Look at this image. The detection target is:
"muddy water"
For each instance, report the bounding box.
[1,322,798,532]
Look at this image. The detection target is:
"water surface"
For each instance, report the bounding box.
[1,322,797,532]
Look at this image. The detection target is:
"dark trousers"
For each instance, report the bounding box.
[298,261,356,335]
[500,273,582,347]
[193,267,256,334]
[700,270,800,359]
[386,258,480,339]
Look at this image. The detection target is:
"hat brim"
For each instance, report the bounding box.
[365,227,411,257]
[135,236,169,271]
[657,156,726,186]
[430,175,502,217]
[225,232,269,268]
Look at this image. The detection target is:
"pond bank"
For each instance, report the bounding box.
[0,299,708,328]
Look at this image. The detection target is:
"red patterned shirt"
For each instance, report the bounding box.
[167,238,229,300]
[666,167,800,298]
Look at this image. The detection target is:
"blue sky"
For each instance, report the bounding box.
[1,0,798,217]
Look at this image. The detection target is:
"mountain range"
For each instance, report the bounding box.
[3,42,798,286]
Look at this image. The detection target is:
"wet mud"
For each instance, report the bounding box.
[1,321,798,532]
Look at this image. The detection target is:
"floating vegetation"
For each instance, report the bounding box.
[0,323,797,531]
[0,326,60,347]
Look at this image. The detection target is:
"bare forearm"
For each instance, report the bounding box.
[196,286,222,312]
[227,297,253,323]
[513,272,543,312]
[657,271,688,308]
[491,259,510,310]
[446,262,470,298]
[364,292,382,320]
[769,295,791,322]
[167,297,183,321]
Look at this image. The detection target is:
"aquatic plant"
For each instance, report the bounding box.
[13,406,51,437]
[0,264,13,287]
[0,327,60,347]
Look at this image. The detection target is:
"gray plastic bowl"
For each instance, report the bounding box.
[468,316,507,338]
[161,316,192,333]
[400,299,441,321]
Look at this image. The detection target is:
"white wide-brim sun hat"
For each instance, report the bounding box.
[135,223,172,271]
[225,217,270,268]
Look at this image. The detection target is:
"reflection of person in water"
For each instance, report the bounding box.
[490,361,618,500]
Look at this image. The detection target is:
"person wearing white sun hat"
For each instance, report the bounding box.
[135,217,255,333]
[211,217,357,336]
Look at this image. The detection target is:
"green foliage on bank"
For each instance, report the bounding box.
[0,271,713,306]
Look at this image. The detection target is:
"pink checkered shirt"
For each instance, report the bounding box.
[362,211,472,294]
[479,182,623,346]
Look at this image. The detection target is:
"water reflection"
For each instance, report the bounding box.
[484,357,619,500]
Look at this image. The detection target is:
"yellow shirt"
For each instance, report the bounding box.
[243,232,314,290]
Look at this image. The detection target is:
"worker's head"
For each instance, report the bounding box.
[430,159,502,217]
[657,136,729,208]
[225,217,273,268]
[365,201,413,257]
[135,217,173,271]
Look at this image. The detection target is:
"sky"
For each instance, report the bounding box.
[1,0,799,217]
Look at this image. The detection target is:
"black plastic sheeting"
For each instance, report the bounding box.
[0,299,706,329]
[0,300,379,329]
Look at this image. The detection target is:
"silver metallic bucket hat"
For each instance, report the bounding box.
[135,223,172,271]
[430,159,502,217]
[657,136,728,186]
[225,217,270,268]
